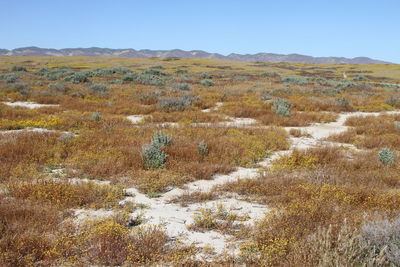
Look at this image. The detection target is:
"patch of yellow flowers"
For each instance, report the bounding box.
[0,116,64,130]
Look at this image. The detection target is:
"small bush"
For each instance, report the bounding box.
[135,73,165,86]
[11,66,27,72]
[272,98,292,117]
[151,131,172,147]
[261,71,279,77]
[64,72,89,83]
[200,79,214,87]
[0,73,19,83]
[89,83,109,95]
[378,148,395,165]
[43,68,74,80]
[91,112,101,121]
[282,76,308,85]
[198,140,209,157]
[335,97,350,106]
[122,73,137,82]
[9,82,28,91]
[48,83,67,92]
[353,74,369,81]
[201,73,213,79]
[158,95,199,112]
[173,83,192,91]
[143,68,166,76]
[175,69,188,74]
[335,80,358,89]
[142,143,167,169]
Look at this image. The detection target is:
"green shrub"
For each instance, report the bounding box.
[272,98,292,117]
[200,79,214,87]
[122,73,137,82]
[142,143,167,169]
[175,69,188,74]
[64,72,89,83]
[198,140,209,157]
[152,131,172,147]
[9,82,28,91]
[201,73,213,79]
[352,75,369,81]
[335,97,350,106]
[89,83,109,95]
[378,148,395,165]
[48,83,67,92]
[143,69,166,76]
[158,95,199,112]
[173,83,192,91]
[261,71,279,77]
[11,66,27,72]
[91,112,101,121]
[135,73,165,86]
[0,73,19,83]
[335,80,358,89]
[282,76,308,85]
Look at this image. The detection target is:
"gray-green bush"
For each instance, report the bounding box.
[272,98,292,117]
[152,132,172,147]
[198,140,209,157]
[142,143,167,169]
[378,148,395,165]
[200,79,214,87]
[91,112,101,121]
[48,83,67,92]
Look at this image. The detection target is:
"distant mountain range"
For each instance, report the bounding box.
[0,46,393,64]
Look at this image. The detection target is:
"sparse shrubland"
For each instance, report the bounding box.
[1,56,400,265]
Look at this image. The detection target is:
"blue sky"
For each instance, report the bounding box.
[1,0,399,62]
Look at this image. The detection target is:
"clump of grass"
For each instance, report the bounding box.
[168,191,217,206]
[189,204,248,234]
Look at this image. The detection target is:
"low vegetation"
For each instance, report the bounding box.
[1,56,400,265]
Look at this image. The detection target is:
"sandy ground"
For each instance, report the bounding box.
[3,101,59,109]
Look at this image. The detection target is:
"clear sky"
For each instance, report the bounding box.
[1,0,399,63]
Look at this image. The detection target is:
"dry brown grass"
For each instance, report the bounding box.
[329,114,400,149]
[218,147,400,265]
